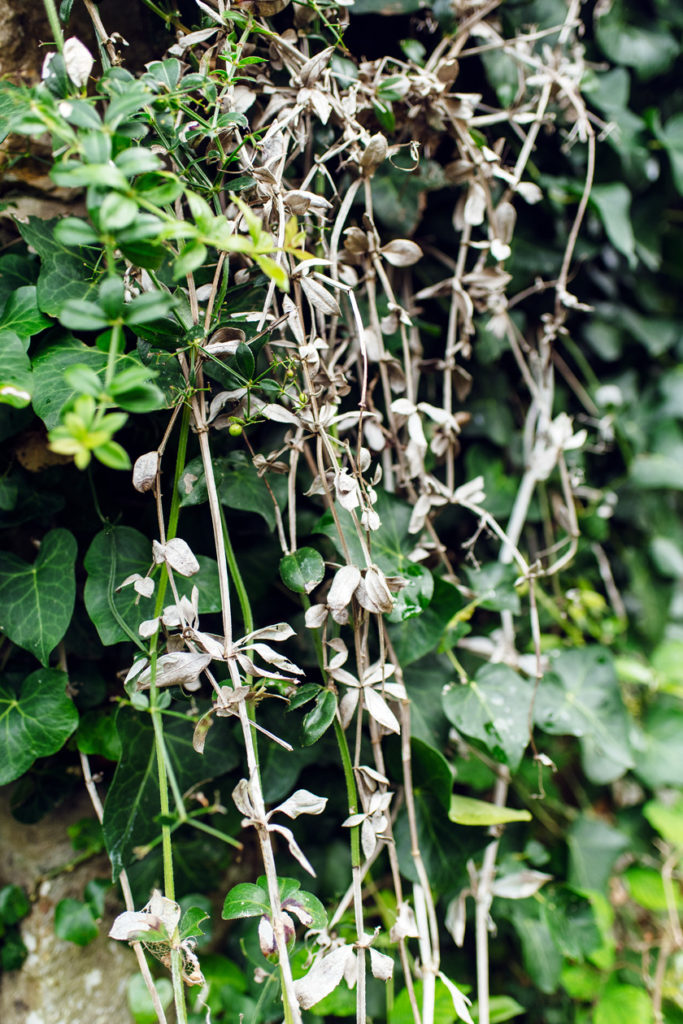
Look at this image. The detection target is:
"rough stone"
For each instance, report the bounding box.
[0,789,134,1024]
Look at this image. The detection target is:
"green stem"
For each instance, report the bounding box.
[220,505,253,635]
[146,404,191,1018]
[171,948,189,1024]
[42,0,65,53]
[334,717,361,869]
[190,817,242,849]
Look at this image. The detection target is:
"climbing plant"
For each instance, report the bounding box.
[1,1,682,1023]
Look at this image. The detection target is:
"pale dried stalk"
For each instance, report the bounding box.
[79,751,169,1024]
[192,402,302,1024]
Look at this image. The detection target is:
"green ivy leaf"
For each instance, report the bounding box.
[83,526,151,647]
[54,898,99,946]
[0,885,30,926]
[127,974,173,1024]
[16,218,99,316]
[589,184,636,267]
[0,669,78,785]
[302,689,337,745]
[0,528,77,664]
[448,794,531,826]
[0,330,32,408]
[443,664,533,771]
[534,647,634,783]
[594,983,654,1024]
[102,707,239,878]
[279,548,325,594]
[180,453,286,531]
[222,883,270,920]
[0,286,51,340]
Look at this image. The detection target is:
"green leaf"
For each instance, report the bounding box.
[540,887,600,960]
[464,562,521,614]
[590,184,636,267]
[0,669,78,785]
[98,193,138,231]
[411,737,453,810]
[51,160,129,190]
[0,528,77,664]
[390,576,463,666]
[449,794,531,826]
[127,974,173,1024]
[0,330,32,408]
[125,291,176,328]
[54,898,99,946]
[595,0,678,79]
[288,889,327,931]
[0,885,30,926]
[84,878,111,918]
[102,706,239,878]
[594,984,654,1024]
[534,647,634,783]
[222,882,270,920]
[279,548,325,594]
[58,298,111,332]
[504,901,562,994]
[472,995,525,1023]
[643,796,683,848]
[632,702,683,787]
[567,814,630,892]
[302,689,337,745]
[179,905,210,941]
[16,218,99,315]
[624,865,683,911]
[32,336,150,429]
[0,286,51,340]
[173,240,207,280]
[655,112,683,194]
[180,453,286,531]
[443,664,533,771]
[83,527,151,647]
[76,709,122,761]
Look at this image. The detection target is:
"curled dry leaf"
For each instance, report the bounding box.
[132,451,159,493]
[134,651,212,691]
[300,276,341,318]
[293,944,352,1009]
[63,37,94,87]
[273,789,328,819]
[327,565,361,612]
[152,537,200,577]
[380,239,423,268]
[204,326,246,357]
[360,133,388,177]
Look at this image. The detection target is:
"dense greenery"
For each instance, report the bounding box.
[1,1,682,1023]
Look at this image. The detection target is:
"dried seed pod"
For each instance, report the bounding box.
[132,451,159,493]
[343,227,370,254]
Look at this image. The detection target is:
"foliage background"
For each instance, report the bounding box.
[1,1,683,1023]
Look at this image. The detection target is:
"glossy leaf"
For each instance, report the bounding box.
[534,647,634,783]
[0,669,78,785]
[54,898,99,946]
[279,547,325,594]
[443,664,533,771]
[449,794,531,826]
[0,330,32,408]
[0,528,77,664]
[103,706,239,878]
[0,286,51,340]
[83,527,151,646]
[302,689,337,745]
